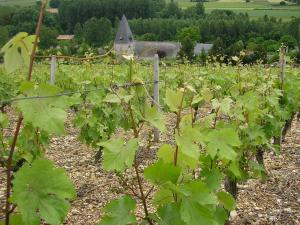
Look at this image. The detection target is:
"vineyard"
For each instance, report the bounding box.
[0,2,300,225]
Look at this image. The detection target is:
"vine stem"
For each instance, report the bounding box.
[27,1,48,81]
[5,118,23,225]
[5,1,47,224]
[128,99,153,225]
[133,158,153,225]
[174,90,185,166]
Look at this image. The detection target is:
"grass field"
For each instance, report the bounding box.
[171,0,300,20]
[0,0,36,6]
[1,0,299,20]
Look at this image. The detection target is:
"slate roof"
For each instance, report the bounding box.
[115,15,134,44]
[194,43,213,54]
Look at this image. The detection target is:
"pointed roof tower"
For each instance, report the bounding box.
[115,15,134,44]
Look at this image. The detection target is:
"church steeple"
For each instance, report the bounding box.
[115,15,134,44]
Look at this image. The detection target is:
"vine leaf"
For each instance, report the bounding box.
[15,83,72,135]
[144,104,166,132]
[11,159,76,225]
[157,144,198,169]
[157,203,186,225]
[201,168,223,191]
[175,125,202,166]
[205,128,241,160]
[178,181,219,225]
[214,207,228,225]
[164,88,184,112]
[144,160,181,184]
[217,191,236,211]
[0,214,25,225]
[0,32,36,73]
[212,97,233,115]
[179,181,218,206]
[99,195,137,225]
[228,161,242,178]
[180,199,215,225]
[100,138,138,172]
[104,91,133,104]
[0,112,9,127]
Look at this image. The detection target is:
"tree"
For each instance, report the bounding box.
[39,26,59,49]
[161,1,182,18]
[211,37,226,55]
[176,26,200,42]
[74,23,84,42]
[280,35,298,49]
[178,36,196,61]
[0,26,9,47]
[225,40,244,56]
[288,18,300,44]
[176,26,200,60]
[195,2,205,16]
[183,2,205,18]
[83,17,112,46]
[50,0,61,8]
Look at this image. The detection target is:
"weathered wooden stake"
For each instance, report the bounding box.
[279,46,288,90]
[153,54,160,142]
[50,55,56,84]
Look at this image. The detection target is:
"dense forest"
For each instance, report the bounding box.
[0,0,299,63]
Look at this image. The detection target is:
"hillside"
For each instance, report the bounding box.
[170,0,300,20]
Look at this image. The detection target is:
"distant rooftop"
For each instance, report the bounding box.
[115,15,134,44]
[57,35,75,40]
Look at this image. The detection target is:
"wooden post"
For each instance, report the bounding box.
[153,54,160,142]
[279,46,288,90]
[50,55,56,84]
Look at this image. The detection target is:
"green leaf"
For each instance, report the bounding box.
[157,144,174,164]
[229,161,242,178]
[1,32,36,73]
[201,87,213,103]
[205,128,241,160]
[103,93,121,103]
[214,207,228,225]
[201,168,223,191]
[153,188,174,206]
[157,144,198,169]
[100,138,138,172]
[0,214,25,225]
[11,159,76,225]
[99,195,137,225]
[217,191,236,211]
[164,88,184,112]
[180,199,215,225]
[144,104,166,132]
[158,203,186,225]
[15,83,72,134]
[212,97,233,115]
[0,112,9,128]
[144,160,181,184]
[104,90,133,104]
[175,125,202,164]
[179,181,218,206]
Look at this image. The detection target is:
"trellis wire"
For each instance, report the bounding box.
[0,81,161,105]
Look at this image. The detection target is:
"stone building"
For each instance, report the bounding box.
[114,15,213,59]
